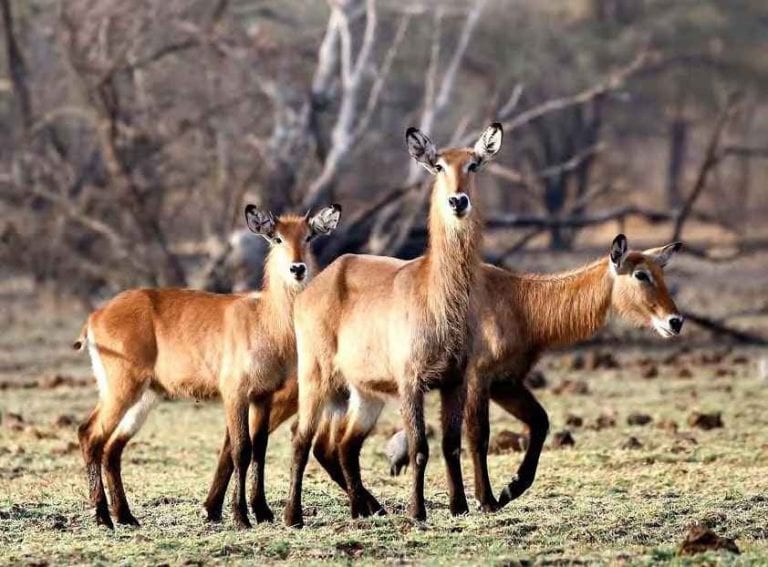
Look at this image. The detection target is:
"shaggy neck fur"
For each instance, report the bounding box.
[260,248,303,342]
[512,258,613,349]
[420,176,481,354]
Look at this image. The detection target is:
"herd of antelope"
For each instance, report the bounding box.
[73,123,685,530]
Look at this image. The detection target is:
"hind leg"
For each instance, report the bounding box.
[312,409,347,492]
[103,388,159,526]
[338,388,385,518]
[79,391,143,529]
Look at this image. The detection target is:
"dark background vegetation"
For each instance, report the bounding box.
[1,0,767,320]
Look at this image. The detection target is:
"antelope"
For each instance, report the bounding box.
[215,234,683,515]
[73,204,341,529]
[281,124,504,527]
[386,234,684,510]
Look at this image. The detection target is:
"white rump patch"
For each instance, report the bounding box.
[116,388,159,438]
[87,326,109,399]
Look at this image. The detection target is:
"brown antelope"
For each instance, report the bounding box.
[210,234,683,516]
[73,204,341,529]
[386,234,684,510]
[281,124,504,527]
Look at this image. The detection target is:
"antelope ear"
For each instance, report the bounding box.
[308,203,342,237]
[644,242,682,268]
[472,122,503,168]
[244,205,276,241]
[610,234,629,272]
[405,127,439,174]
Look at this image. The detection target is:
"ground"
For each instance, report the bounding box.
[1,266,767,565]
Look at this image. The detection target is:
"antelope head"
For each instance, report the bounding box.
[609,234,684,337]
[244,204,342,288]
[405,123,503,223]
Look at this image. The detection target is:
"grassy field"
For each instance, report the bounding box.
[1,278,768,565]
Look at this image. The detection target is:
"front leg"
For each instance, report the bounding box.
[464,372,497,512]
[491,381,549,507]
[400,384,428,521]
[249,394,274,523]
[440,377,469,516]
[225,396,252,529]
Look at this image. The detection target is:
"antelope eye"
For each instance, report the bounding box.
[634,271,650,283]
[272,236,282,244]
[305,235,314,243]
[468,162,478,172]
[434,164,443,172]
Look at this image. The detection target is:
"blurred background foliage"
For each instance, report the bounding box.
[1,0,767,305]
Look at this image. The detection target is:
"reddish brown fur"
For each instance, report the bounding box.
[264,241,682,512]
[76,213,324,529]
[281,130,502,526]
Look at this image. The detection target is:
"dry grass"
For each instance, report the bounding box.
[1,277,767,565]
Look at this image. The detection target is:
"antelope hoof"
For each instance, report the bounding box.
[450,498,470,517]
[203,508,223,523]
[116,512,141,527]
[283,506,304,529]
[408,504,427,522]
[252,504,275,524]
[497,478,530,508]
[232,510,252,530]
[95,506,114,530]
[477,497,500,513]
[366,498,386,517]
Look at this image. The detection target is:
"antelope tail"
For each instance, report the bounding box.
[72,320,89,351]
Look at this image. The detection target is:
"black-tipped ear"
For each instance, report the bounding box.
[473,122,503,168]
[244,205,276,240]
[644,241,682,268]
[610,234,628,270]
[405,127,439,174]
[308,203,342,237]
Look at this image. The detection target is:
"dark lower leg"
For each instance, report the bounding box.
[339,433,369,518]
[204,429,233,522]
[401,388,428,521]
[79,410,113,529]
[492,382,549,507]
[103,436,139,525]
[249,397,273,523]
[312,417,347,492]
[227,405,252,529]
[283,429,313,528]
[440,381,469,516]
[465,382,496,511]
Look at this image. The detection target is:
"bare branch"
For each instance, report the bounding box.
[672,92,743,241]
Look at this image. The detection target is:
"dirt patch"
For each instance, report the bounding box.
[656,419,679,433]
[627,413,653,426]
[551,430,575,448]
[490,430,528,454]
[591,412,617,430]
[2,412,26,431]
[565,414,583,428]
[620,436,643,450]
[678,524,740,556]
[552,379,589,396]
[641,365,659,379]
[688,412,724,430]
